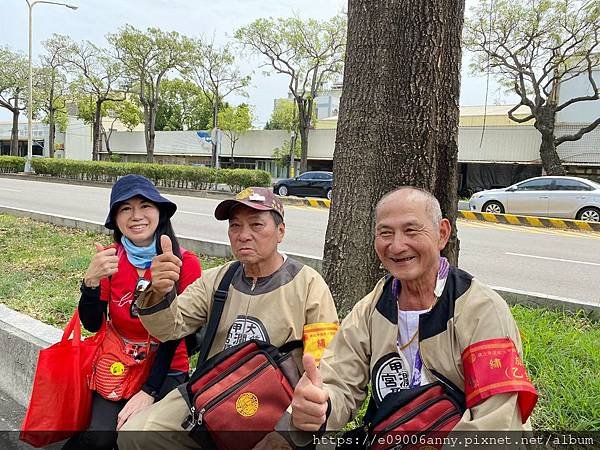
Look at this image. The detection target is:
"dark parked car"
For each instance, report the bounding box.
[273,171,333,200]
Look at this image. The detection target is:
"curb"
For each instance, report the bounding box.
[458,210,600,232]
[0,173,331,211]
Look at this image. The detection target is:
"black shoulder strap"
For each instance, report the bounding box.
[279,339,303,354]
[197,261,241,365]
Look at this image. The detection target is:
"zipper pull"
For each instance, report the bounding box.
[182,406,196,431]
[251,278,257,291]
[197,408,206,426]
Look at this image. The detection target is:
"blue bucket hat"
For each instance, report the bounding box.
[104,174,177,230]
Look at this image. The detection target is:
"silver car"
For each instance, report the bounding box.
[468,176,600,222]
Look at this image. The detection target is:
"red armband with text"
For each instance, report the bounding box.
[462,338,538,422]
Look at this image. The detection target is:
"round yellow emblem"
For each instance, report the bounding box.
[109,362,125,376]
[235,392,259,417]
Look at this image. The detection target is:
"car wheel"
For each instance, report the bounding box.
[576,206,600,222]
[277,185,288,197]
[326,188,332,200]
[482,201,505,214]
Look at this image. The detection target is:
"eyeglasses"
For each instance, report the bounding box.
[131,278,151,318]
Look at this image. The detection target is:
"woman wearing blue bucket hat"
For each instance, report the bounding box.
[64,175,201,450]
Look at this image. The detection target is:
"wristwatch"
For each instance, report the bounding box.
[135,278,152,293]
[133,278,152,309]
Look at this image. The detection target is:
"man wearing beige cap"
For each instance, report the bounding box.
[118,187,338,449]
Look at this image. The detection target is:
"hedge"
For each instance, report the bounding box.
[0,157,271,193]
[0,156,25,173]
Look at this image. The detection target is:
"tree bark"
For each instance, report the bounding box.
[48,110,56,158]
[534,106,566,175]
[147,102,157,163]
[93,101,102,161]
[323,0,465,314]
[142,103,155,163]
[211,100,218,168]
[297,98,309,173]
[10,102,19,157]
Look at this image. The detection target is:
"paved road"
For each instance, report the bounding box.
[0,389,25,450]
[1,177,598,303]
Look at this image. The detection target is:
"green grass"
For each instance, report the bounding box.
[512,305,600,430]
[1,213,599,430]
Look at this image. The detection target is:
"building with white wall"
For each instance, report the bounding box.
[0,120,62,157]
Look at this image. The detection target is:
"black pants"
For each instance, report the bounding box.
[62,373,187,450]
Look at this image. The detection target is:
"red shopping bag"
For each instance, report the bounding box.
[20,310,105,448]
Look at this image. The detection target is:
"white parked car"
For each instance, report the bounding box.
[468,176,600,222]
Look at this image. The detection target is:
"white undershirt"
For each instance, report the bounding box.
[397,308,428,374]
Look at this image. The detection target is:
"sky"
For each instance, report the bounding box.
[1,0,514,125]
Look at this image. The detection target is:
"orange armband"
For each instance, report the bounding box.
[462,338,538,422]
[302,322,339,365]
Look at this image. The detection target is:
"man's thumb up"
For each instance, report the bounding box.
[303,353,323,388]
[161,234,173,255]
[94,242,105,253]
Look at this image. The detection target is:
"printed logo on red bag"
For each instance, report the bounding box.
[235,392,259,417]
[110,361,125,376]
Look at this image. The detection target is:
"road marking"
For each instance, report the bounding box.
[179,210,213,217]
[288,204,329,213]
[505,252,600,266]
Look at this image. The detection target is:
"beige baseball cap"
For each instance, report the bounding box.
[214,187,285,221]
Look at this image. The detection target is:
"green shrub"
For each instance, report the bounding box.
[26,158,271,191]
[0,156,25,173]
[216,168,272,193]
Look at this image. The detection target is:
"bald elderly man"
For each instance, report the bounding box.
[290,186,537,440]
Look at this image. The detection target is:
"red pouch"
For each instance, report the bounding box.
[89,322,158,401]
[20,310,105,448]
[368,383,464,450]
[184,339,301,450]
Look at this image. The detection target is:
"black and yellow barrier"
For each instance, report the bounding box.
[302,198,331,208]
[458,210,600,232]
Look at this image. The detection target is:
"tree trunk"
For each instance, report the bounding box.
[211,99,218,168]
[48,109,56,158]
[10,104,19,157]
[323,0,465,315]
[539,134,566,175]
[297,98,309,173]
[146,103,156,163]
[93,101,102,161]
[102,125,112,157]
[534,107,565,175]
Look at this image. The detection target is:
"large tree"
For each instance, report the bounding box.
[186,39,250,168]
[109,25,195,162]
[323,0,464,313]
[218,104,253,166]
[62,38,127,161]
[38,35,70,158]
[155,78,212,131]
[0,47,29,156]
[235,15,346,173]
[465,0,600,175]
